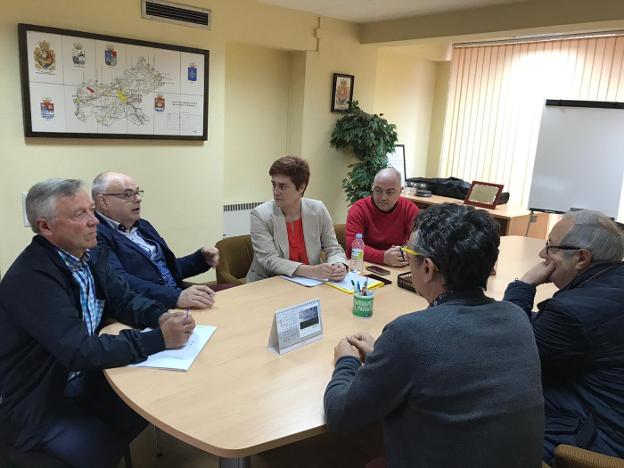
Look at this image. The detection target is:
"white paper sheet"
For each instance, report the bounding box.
[279,275,325,287]
[131,325,216,371]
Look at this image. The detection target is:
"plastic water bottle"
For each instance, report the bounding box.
[350,233,365,273]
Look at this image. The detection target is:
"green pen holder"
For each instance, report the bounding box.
[352,292,374,318]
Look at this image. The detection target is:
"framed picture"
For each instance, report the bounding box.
[331,73,354,112]
[18,23,209,140]
[387,144,407,184]
[464,181,504,209]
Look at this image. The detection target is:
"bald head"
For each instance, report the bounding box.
[373,167,402,187]
[371,167,403,212]
[92,171,143,228]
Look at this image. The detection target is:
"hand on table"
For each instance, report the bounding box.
[347,332,376,362]
[176,284,216,309]
[161,311,195,348]
[296,263,346,281]
[333,338,360,365]
[520,260,555,286]
[384,246,409,267]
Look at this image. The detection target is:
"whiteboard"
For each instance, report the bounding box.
[529,101,624,222]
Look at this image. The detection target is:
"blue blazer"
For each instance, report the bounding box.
[95,213,209,308]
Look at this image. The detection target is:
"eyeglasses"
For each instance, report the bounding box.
[400,246,423,257]
[545,240,580,255]
[101,189,144,201]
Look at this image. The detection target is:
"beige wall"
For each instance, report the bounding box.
[224,43,291,205]
[0,0,379,276]
[426,61,450,177]
[298,18,379,223]
[374,50,438,181]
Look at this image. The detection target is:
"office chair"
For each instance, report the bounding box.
[215,234,253,285]
[553,444,624,467]
[334,223,346,250]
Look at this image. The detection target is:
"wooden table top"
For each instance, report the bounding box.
[102,236,555,458]
[402,193,537,220]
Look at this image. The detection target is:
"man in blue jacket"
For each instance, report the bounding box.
[504,210,624,463]
[93,171,222,309]
[0,178,195,468]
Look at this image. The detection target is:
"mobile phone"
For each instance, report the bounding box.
[366,265,391,275]
[365,273,392,285]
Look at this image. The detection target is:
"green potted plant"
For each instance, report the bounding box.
[330,101,398,205]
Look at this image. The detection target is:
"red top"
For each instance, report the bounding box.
[346,196,419,264]
[287,218,309,265]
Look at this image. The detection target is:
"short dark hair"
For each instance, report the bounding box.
[269,156,310,192]
[409,203,500,291]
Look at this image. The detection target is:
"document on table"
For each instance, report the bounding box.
[131,325,216,371]
[326,271,383,294]
[280,275,325,287]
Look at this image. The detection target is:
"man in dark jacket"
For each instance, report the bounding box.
[92,171,224,309]
[325,204,544,468]
[0,179,195,468]
[504,210,624,463]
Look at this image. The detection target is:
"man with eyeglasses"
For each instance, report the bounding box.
[504,210,624,463]
[93,171,222,310]
[325,203,544,468]
[345,168,419,267]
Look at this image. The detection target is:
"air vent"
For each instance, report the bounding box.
[142,0,211,30]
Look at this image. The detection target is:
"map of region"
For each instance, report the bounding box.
[73,57,165,127]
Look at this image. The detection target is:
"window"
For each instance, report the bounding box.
[439,34,624,206]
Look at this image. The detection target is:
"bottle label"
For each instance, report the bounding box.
[352,248,363,260]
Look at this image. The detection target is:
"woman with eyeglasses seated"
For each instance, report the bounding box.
[246,156,348,283]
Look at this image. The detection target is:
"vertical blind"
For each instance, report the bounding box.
[439,35,624,207]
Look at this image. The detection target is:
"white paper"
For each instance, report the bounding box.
[328,271,382,293]
[132,325,216,371]
[280,275,325,287]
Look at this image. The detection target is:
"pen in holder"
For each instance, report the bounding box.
[352,292,374,318]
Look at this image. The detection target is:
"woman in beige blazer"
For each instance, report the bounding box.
[246,156,348,283]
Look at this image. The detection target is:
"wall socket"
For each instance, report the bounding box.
[21,192,30,227]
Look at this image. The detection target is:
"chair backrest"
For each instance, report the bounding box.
[554,444,624,468]
[215,235,253,285]
[334,223,346,250]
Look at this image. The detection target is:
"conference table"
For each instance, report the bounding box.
[103,236,556,468]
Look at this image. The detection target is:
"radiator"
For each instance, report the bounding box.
[223,202,263,237]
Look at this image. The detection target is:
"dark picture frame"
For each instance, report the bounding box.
[18,23,209,140]
[331,73,354,112]
[464,181,504,209]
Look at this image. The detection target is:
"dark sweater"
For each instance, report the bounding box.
[504,262,624,460]
[0,236,168,449]
[324,291,544,468]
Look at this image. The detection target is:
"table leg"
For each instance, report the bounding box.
[219,456,251,468]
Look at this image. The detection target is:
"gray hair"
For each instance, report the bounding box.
[92,171,113,198]
[561,210,624,262]
[26,179,85,233]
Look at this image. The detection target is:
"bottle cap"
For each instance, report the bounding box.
[356,233,363,239]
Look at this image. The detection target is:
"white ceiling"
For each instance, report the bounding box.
[258,0,526,24]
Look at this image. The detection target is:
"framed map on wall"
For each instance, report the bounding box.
[18,23,209,140]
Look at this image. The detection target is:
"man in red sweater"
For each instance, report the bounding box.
[346,168,419,266]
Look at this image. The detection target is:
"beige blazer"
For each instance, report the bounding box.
[246,198,347,282]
